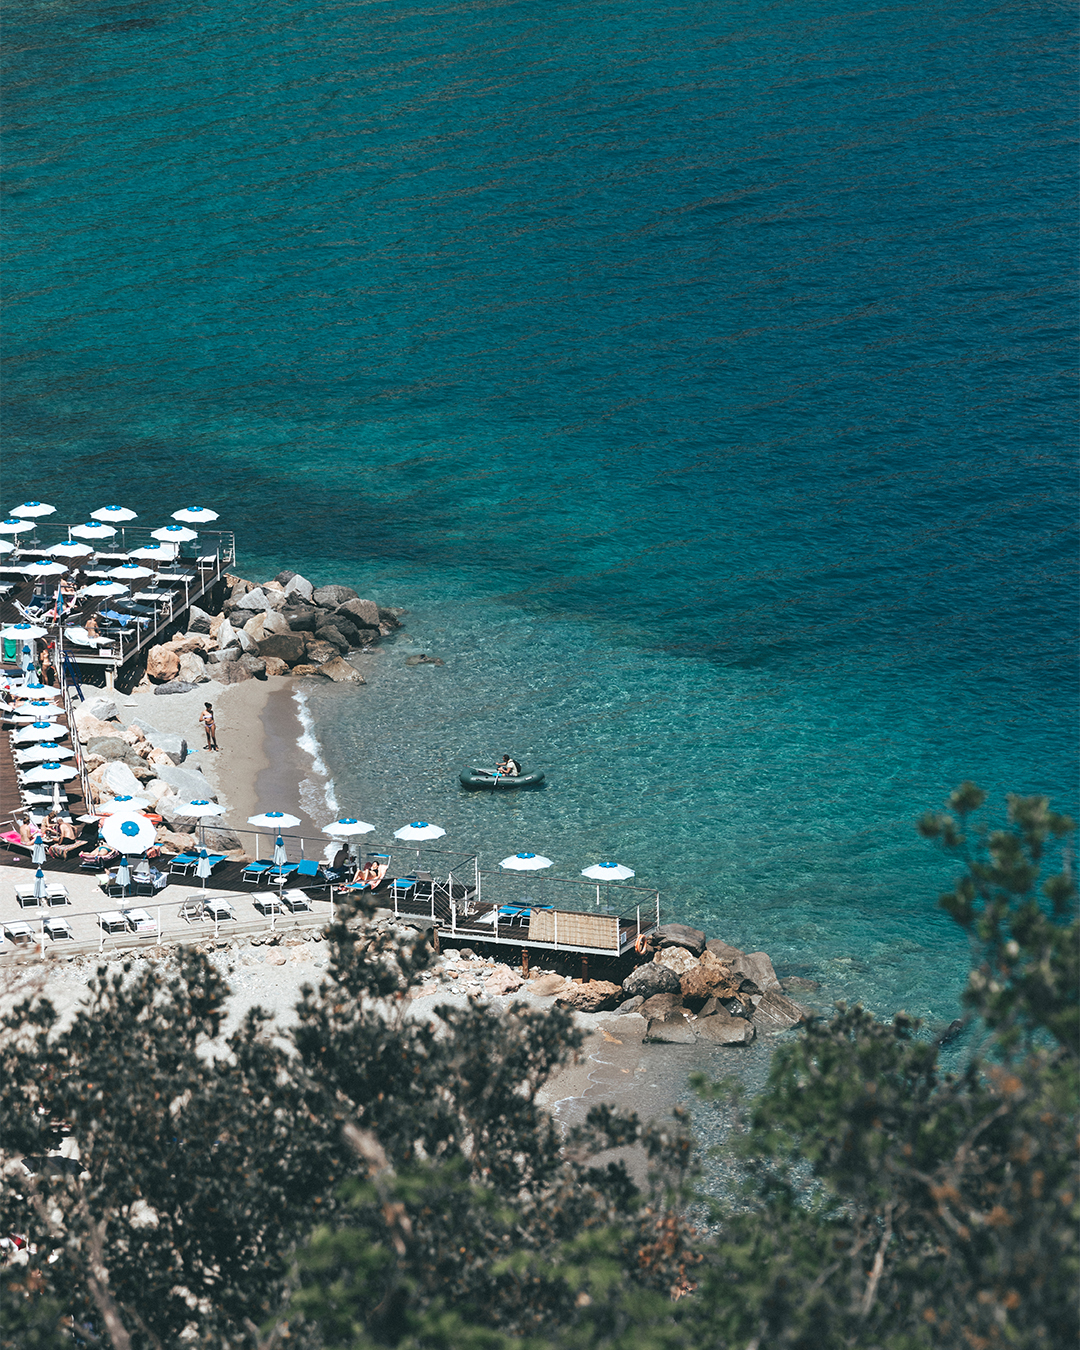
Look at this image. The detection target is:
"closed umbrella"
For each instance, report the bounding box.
[48,540,93,559]
[90,505,138,523]
[151,524,197,542]
[33,868,48,900]
[21,560,68,578]
[9,502,56,519]
[499,852,554,871]
[273,835,288,866]
[0,518,37,535]
[16,743,74,765]
[70,521,117,541]
[13,721,67,743]
[1,622,47,640]
[114,857,131,898]
[171,506,219,523]
[195,849,213,890]
[31,837,46,867]
[101,814,157,854]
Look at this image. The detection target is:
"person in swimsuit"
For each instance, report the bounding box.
[198,702,218,750]
[496,755,521,777]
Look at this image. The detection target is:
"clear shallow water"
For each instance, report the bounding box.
[4,0,1077,1026]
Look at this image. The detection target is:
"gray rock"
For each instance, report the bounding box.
[206,645,242,664]
[697,1011,756,1045]
[86,736,135,763]
[706,939,745,962]
[616,995,645,1015]
[317,656,365,684]
[132,721,187,765]
[303,639,339,666]
[258,633,306,665]
[314,624,349,653]
[212,660,252,685]
[284,574,314,603]
[153,680,198,696]
[655,923,707,957]
[187,605,213,635]
[377,607,404,628]
[100,762,143,798]
[640,991,683,1018]
[313,584,358,608]
[285,607,318,633]
[645,1010,696,1044]
[781,976,822,993]
[235,629,259,655]
[337,597,380,629]
[176,653,207,684]
[405,654,444,667]
[261,609,292,636]
[238,654,267,678]
[242,612,268,640]
[154,762,218,803]
[274,570,296,587]
[233,586,272,613]
[733,951,781,992]
[203,827,243,852]
[327,615,362,646]
[84,697,120,723]
[622,962,682,1000]
[752,989,809,1032]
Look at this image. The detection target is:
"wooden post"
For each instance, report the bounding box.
[581,954,588,984]
[521,947,529,978]
[432,927,440,954]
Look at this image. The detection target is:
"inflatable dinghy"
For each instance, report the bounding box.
[459,767,545,790]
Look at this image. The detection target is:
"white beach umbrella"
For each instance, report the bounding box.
[22,762,75,784]
[13,721,67,743]
[129,542,171,560]
[175,798,224,847]
[16,743,74,765]
[1,622,47,640]
[19,682,62,699]
[70,521,117,541]
[393,821,446,842]
[273,835,288,866]
[48,540,94,559]
[90,505,138,523]
[9,502,56,519]
[79,580,128,598]
[21,559,68,578]
[581,862,636,881]
[108,562,154,581]
[101,814,157,854]
[151,524,197,542]
[0,517,37,535]
[95,795,151,815]
[171,506,219,523]
[9,703,63,723]
[248,810,301,829]
[195,849,213,890]
[0,540,14,555]
[500,852,554,871]
[33,868,48,900]
[323,817,375,836]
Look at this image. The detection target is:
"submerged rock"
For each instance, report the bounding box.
[697,1011,756,1045]
[752,989,809,1032]
[317,656,364,684]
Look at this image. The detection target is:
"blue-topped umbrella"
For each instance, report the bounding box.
[273,835,288,867]
[499,852,554,871]
[70,521,117,541]
[114,857,131,898]
[172,506,219,523]
[581,861,635,881]
[195,848,213,890]
[31,836,46,868]
[34,868,48,900]
[0,517,37,535]
[90,505,138,522]
[1,622,47,639]
[151,524,197,542]
[49,540,94,559]
[9,501,56,519]
[22,559,68,578]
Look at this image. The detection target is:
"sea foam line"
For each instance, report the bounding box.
[292,687,339,820]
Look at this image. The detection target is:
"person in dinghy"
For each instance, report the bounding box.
[496,754,521,778]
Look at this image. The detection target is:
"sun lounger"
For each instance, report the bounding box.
[4,922,34,946]
[252,891,283,915]
[14,884,43,908]
[241,860,273,883]
[293,858,321,881]
[267,863,298,883]
[125,909,158,938]
[203,898,234,922]
[46,885,70,906]
[178,896,205,923]
[281,890,312,913]
[98,912,128,935]
[43,916,73,940]
[389,877,416,901]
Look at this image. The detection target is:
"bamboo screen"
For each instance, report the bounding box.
[527,909,620,950]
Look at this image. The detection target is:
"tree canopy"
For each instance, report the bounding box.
[1,786,1075,1349]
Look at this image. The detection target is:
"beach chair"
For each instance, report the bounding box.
[43,916,73,941]
[125,909,158,939]
[98,912,128,935]
[241,860,273,884]
[203,897,234,923]
[252,891,283,915]
[293,858,321,882]
[170,854,200,877]
[46,885,70,906]
[178,896,205,923]
[14,884,42,909]
[281,890,312,913]
[4,921,34,947]
[266,863,298,884]
[389,876,416,902]
[133,862,167,896]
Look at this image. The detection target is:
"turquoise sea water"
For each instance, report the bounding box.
[4,0,1076,1025]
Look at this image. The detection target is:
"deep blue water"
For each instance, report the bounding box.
[4,0,1076,1023]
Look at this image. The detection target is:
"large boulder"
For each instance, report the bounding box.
[653,946,700,978]
[233,586,272,613]
[176,653,208,685]
[318,656,364,684]
[706,939,745,962]
[235,629,259,655]
[242,612,268,643]
[484,965,525,997]
[262,656,290,676]
[170,632,213,655]
[203,827,243,853]
[84,696,119,723]
[732,951,781,992]
[697,1011,756,1045]
[258,633,306,666]
[303,639,339,666]
[74,711,121,742]
[238,654,267,679]
[153,762,217,803]
[645,1010,696,1044]
[86,736,137,765]
[528,973,569,997]
[154,680,198,696]
[680,951,737,1009]
[155,827,197,856]
[753,989,809,1032]
[313,623,350,653]
[555,980,622,1013]
[261,609,292,637]
[187,605,213,634]
[212,660,252,685]
[337,598,380,629]
[378,607,404,629]
[325,615,362,647]
[206,644,242,665]
[640,991,683,1019]
[146,645,180,682]
[622,962,681,1000]
[216,617,240,649]
[313,584,358,608]
[284,574,314,603]
[100,761,143,798]
[654,923,706,956]
[284,607,319,633]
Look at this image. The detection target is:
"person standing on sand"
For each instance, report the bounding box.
[199,702,218,751]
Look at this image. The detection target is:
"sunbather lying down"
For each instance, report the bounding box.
[348,859,388,889]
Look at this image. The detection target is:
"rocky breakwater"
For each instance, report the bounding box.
[71,696,247,862]
[141,570,404,691]
[545,923,812,1046]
